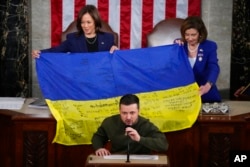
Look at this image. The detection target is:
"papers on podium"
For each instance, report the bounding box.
[86,154,168,166]
[103,154,159,160]
[0,97,25,110]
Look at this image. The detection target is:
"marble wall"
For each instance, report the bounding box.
[30,0,50,98]
[202,0,232,99]
[0,0,30,97]
[1,0,234,99]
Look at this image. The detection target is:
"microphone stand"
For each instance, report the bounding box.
[126,141,130,163]
[125,125,131,163]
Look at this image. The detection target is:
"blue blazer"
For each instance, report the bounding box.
[41,32,115,53]
[184,40,221,103]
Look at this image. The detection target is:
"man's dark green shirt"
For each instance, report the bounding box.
[91,114,168,154]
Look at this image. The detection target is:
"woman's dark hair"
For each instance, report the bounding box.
[119,94,140,109]
[76,4,102,34]
[180,16,208,43]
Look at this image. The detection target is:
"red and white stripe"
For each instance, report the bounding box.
[51,0,201,49]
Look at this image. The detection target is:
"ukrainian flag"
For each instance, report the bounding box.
[36,44,201,145]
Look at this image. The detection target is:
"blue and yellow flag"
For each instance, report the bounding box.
[36,44,201,145]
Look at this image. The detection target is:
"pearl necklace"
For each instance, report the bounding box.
[188,43,199,53]
[86,35,97,44]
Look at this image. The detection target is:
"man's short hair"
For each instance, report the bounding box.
[119,94,140,109]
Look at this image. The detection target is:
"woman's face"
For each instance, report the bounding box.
[184,28,199,45]
[80,13,96,36]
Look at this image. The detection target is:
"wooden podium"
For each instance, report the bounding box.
[85,154,169,167]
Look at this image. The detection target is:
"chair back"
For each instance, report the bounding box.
[61,20,119,46]
[147,18,184,47]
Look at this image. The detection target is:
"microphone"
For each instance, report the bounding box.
[125,125,131,136]
[125,125,131,163]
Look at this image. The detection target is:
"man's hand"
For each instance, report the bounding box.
[125,127,140,142]
[95,148,111,156]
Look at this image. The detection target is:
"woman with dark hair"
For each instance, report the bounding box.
[175,16,221,103]
[32,4,118,58]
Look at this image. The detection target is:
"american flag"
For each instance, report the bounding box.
[51,0,201,49]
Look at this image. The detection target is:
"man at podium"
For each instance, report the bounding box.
[91,94,168,156]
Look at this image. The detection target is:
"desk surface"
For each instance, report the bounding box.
[85,155,169,166]
[13,99,250,115]
[5,99,249,121]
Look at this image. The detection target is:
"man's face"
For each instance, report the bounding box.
[119,103,139,126]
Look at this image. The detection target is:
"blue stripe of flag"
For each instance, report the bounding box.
[36,44,194,100]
